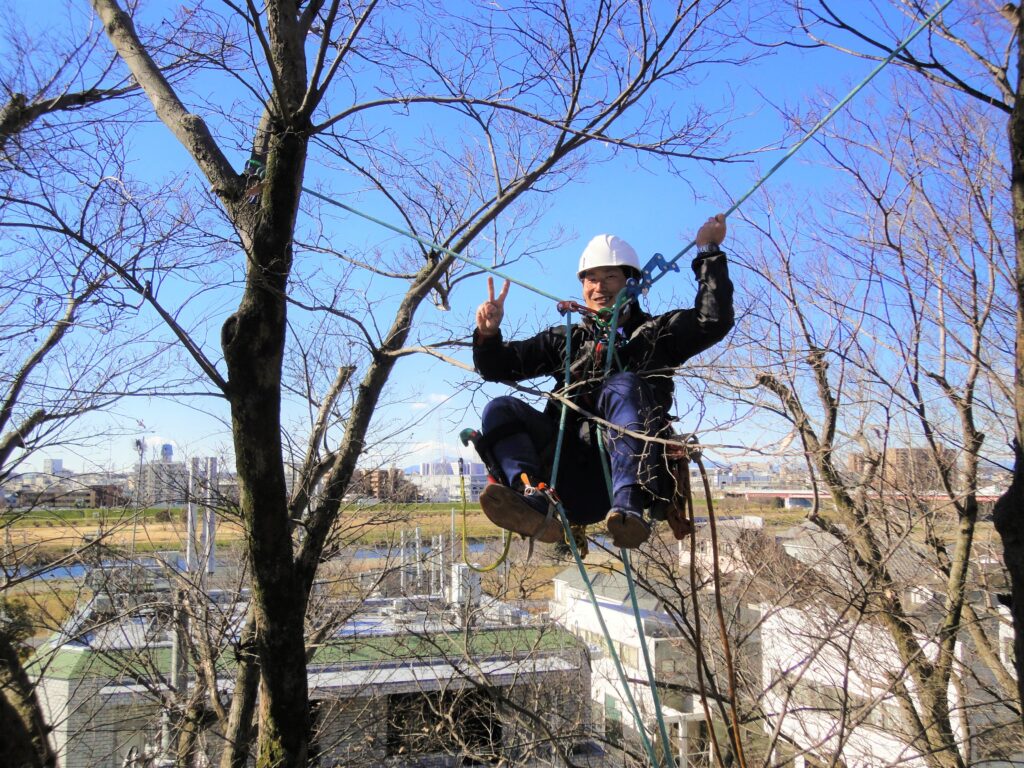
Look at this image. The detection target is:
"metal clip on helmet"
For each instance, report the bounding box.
[577,234,641,279]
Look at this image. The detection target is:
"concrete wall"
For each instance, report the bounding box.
[313,695,388,766]
[38,674,162,768]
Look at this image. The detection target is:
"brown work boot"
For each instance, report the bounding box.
[605,508,651,549]
[480,484,562,543]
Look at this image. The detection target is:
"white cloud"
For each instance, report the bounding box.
[409,393,449,410]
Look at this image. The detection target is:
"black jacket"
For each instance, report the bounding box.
[473,250,734,422]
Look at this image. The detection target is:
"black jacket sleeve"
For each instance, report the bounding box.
[472,326,568,383]
[621,249,735,369]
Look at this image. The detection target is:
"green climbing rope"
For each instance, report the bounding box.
[645,0,955,288]
[548,312,666,768]
[302,187,566,304]
[594,295,675,767]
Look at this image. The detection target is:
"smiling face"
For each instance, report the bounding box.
[580,265,627,311]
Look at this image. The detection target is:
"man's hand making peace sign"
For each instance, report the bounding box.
[475,276,510,338]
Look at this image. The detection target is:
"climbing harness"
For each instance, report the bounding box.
[555,300,613,325]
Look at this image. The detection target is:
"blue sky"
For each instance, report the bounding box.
[14,1,924,475]
[323,32,870,473]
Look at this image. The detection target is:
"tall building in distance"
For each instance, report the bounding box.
[417,459,485,477]
[885,446,958,490]
[848,446,958,491]
[407,458,489,502]
[42,458,64,476]
[137,444,188,506]
[354,467,417,501]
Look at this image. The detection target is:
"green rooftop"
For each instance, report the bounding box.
[31,625,580,682]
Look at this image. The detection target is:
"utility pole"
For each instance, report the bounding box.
[186,458,218,577]
[163,457,218,763]
[415,526,423,593]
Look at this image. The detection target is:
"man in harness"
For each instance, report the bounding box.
[471,215,733,549]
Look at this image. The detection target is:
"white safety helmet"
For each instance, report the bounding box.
[577,234,641,279]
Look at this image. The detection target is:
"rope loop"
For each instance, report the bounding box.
[459,473,511,573]
[568,524,589,559]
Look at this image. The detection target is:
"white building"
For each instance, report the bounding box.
[695,464,777,490]
[545,508,1022,768]
[681,514,765,574]
[549,566,715,766]
[417,460,485,477]
[137,460,188,506]
[43,458,66,476]
[408,470,490,502]
[2,471,62,494]
[736,522,1014,767]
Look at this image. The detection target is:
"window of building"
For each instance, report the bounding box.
[604,693,623,745]
[618,642,639,669]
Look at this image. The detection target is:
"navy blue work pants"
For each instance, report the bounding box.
[480,372,663,525]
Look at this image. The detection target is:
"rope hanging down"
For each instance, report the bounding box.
[457,465,512,572]
[591,290,676,766]
[547,312,667,768]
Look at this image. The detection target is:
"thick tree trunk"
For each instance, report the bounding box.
[995,8,1024,726]
[221,128,310,767]
[0,636,56,768]
[994,443,1024,723]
